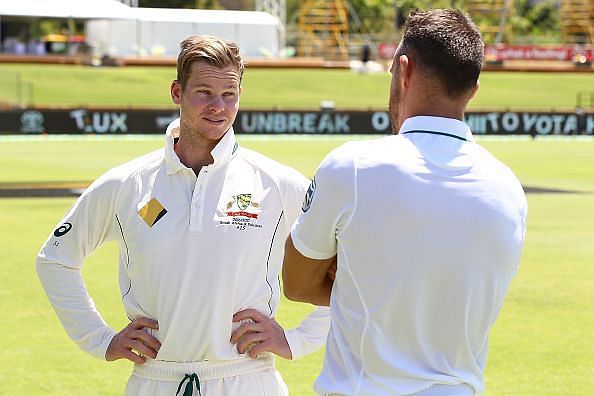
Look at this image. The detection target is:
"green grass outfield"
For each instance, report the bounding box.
[1,64,594,110]
[1,136,593,395]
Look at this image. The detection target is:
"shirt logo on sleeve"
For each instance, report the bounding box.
[138,198,167,227]
[53,222,72,237]
[302,177,316,212]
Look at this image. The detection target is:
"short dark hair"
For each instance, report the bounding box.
[397,9,484,97]
[176,35,245,89]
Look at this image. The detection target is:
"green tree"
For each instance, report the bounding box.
[138,0,560,44]
[511,0,559,40]
[139,0,260,10]
[349,0,395,34]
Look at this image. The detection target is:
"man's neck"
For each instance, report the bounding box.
[400,93,467,126]
[399,76,470,128]
[405,108,465,122]
[174,136,216,175]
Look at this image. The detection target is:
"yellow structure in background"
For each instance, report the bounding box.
[560,0,594,44]
[466,0,514,44]
[296,0,349,60]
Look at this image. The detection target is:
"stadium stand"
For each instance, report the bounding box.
[560,0,594,44]
[296,0,349,60]
[465,0,514,44]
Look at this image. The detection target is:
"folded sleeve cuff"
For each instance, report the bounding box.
[96,328,118,360]
[284,328,308,360]
[290,228,336,260]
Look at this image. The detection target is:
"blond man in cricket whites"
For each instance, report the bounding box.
[37,35,330,395]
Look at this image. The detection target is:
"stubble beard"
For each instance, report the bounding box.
[181,113,231,143]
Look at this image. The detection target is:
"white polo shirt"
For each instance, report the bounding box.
[291,116,527,395]
[37,118,329,363]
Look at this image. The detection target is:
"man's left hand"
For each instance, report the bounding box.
[230,309,292,360]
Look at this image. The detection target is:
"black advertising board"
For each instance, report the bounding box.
[1,108,593,135]
[0,108,180,135]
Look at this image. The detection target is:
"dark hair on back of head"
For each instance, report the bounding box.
[398,9,484,97]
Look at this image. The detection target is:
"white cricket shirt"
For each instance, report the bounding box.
[291,116,527,395]
[37,118,329,362]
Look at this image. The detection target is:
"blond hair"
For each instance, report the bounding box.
[176,35,245,88]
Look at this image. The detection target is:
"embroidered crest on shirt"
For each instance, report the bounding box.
[236,193,253,211]
[219,193,262,230]
[138,198,167,227]
[226,194,260,219]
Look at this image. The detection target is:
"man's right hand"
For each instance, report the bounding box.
[105,317,160,364]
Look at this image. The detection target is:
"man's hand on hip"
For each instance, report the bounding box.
[105,317,160,364]
[231,309,292,360]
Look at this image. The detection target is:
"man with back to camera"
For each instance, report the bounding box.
[283,9,527,396]
[36,35,329,395]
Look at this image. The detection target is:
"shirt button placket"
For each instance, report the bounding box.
[190,171,207,230]
[194,186,200,206]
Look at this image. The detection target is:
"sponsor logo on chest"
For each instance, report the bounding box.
[138,198,168,227]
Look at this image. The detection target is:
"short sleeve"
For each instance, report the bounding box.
[290,144,355,259]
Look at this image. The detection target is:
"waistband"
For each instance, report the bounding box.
[410,383,475,395]
[132,354,275,382]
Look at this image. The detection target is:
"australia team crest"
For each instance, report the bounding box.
[219,193,263,230]
[226,193,260,218]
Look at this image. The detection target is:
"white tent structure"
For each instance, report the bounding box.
[0,1,281,58]
[0,0,133,20]
[86,8,281,58]
[0,0,132,53]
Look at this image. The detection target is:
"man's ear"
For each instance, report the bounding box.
[468,80,480,101]
[399,54,411,93]
[171,80,181,105]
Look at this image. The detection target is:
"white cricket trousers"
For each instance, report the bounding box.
[125,354,289,396]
